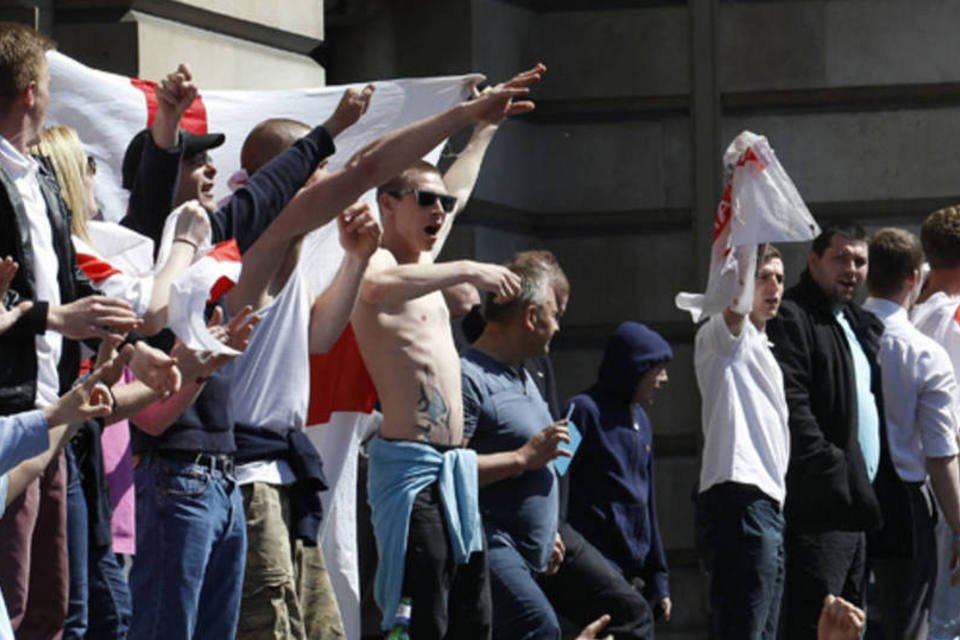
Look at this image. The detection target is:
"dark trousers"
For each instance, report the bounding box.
[402,482,492,640]
[782,529,866,640]
[0,450,68,638]
[697,482,785,640]
[540,523,655,640]
[873,483,937,640]
[487,542,559,640]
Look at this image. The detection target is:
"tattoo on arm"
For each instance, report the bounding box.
[416,366,451,444]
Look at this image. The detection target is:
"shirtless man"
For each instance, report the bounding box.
[352,64,547,638]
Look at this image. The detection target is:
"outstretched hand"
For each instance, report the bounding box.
[173,305,261,382]
[324,84,376,139]
[0,257,32,336]
[126,341,181,398]
[467,63,546,125]
[469,262,522,304]
[44,357,120,427]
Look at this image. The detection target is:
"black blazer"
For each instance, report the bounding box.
[0,158,97,414]
[767,270,909,555]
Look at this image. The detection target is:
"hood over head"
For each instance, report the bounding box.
[595,321,672,402]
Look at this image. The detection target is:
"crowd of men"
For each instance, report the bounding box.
[0,17,956,640]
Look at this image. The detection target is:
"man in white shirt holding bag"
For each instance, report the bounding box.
[694,243,790,639]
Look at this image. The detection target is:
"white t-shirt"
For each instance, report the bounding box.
[864,297,959,482]
[695,313,790,505]
[228,265,312,486]
[0,137,61,408]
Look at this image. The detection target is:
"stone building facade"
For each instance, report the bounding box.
[9,1,960,636]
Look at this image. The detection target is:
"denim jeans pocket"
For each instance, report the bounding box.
[156,465,211,498]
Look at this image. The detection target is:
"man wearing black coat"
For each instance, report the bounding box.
[766,223,907,639]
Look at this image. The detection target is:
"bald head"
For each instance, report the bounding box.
[241,118,310,175]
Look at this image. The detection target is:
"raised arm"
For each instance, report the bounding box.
[360,251,520,308]
[207,86,377,253]
[140,202,209,335]
[120,65,196,249]
[309,203,381,353]
[262,69,543,246]
[432,63,546,260]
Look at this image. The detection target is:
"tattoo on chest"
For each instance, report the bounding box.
[416,367,451,443]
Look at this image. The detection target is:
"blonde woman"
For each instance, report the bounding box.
[31,125,209,336]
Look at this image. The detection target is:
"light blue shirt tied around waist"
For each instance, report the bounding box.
[367,437,482,630]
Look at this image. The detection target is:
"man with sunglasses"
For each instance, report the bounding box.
[352,64,546,638]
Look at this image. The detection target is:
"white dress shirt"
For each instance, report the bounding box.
[865,297,959,482]
[0,136,61,408]
[695,313,790,505]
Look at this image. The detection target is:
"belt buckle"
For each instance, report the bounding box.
[191,452,215,473]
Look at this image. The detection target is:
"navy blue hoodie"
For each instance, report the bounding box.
[567,322,673,601]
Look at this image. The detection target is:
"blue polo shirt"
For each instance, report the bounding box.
[461,348,558,572]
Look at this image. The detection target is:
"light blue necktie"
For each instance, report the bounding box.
[834,308,880,481]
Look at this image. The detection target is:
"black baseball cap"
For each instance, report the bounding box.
[121,128,226,190]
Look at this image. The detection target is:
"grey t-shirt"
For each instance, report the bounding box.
[461,348,558,572]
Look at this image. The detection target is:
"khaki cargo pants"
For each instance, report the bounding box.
[237,482,345,639]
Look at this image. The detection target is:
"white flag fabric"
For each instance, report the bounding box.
[166,238,242,356]
[46,50,476,640]
[676,131,820,322]
[46,49,481,295]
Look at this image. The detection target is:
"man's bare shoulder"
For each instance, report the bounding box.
[365,247,399,274]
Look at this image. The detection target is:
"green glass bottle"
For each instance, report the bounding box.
[386,597,412,640]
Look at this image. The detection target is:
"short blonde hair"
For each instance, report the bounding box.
[30,126,90,242]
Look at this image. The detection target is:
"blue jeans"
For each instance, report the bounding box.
[696,482,785,640]
[129,454,246,640]
[64,443,133,640]
[487,540,560,640]
[65,443,89,639]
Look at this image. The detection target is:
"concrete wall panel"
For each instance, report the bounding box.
[476,117,692,212]
[545,232,695,327]
[536,7,690,100]
[720,0,960,91]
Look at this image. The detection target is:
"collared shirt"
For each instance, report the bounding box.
[865,297,960,481]
[695,313,790,505]
[834,306,881,481]
[461,347,558,573]
[0,136,61,407]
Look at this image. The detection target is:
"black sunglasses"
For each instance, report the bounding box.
[389,189,457,213]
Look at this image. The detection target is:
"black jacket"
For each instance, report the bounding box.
[767,270,909,553]
[0,159,97,414]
